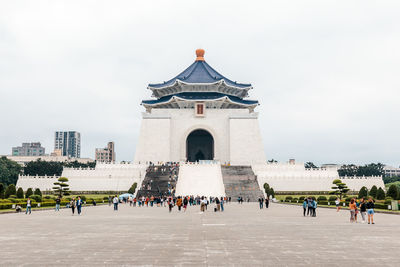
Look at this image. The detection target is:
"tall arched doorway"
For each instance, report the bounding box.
[186,129,214,162]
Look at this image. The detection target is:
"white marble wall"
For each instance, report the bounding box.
[16,163,147,192]
[134,108,266,165]
[253,162,385,192]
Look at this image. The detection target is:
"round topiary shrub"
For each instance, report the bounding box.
[299,196,306,201]
[328,196,337,201]
[29,194,42,202]
[317,196,327,201]
[384,198,393,205]
[80,196,87,201]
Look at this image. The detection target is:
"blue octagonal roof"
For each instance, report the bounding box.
[148,59,252,89]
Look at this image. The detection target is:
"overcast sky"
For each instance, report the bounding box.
[0,0,399,166]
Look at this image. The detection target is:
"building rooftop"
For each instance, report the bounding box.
[148,49,252,90]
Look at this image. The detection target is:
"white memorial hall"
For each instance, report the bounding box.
[17,49,384,197]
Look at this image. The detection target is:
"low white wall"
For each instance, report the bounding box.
[175,162,225,197]
[16,163,148,192]
[253,163,385,192]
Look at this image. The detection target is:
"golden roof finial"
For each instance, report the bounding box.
[195,48,205,61]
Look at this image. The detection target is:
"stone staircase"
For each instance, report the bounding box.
[221,166,264,202]
[136,164,179,198]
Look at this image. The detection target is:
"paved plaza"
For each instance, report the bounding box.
[1,203,399,266]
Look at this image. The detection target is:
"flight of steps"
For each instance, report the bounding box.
[221,166,264,202]
[136,164,179,198]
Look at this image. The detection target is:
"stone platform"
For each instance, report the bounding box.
[0,203,399,266]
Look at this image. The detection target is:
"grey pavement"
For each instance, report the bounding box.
[0,202,399,266]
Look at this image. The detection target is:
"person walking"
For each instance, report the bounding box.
[76,196,82,215]
[55,197,61,211]
[183,197,188,212]
[349,198,357,223]
[70,198,76,215]
[312,199,317,217]
[113,195,119,211]
[200,196,206,212]
[176,197,182,211]
[168,197,174,213]
[307,198,313,216]
[359,198,367,223]
[220,196,224,212]
[366,198,375,224]
[26,197,32,215]
[215,197,221,211]
[265,197,269,209]
[335,198,341,212]
[258,197,263,209]
[302,198,307,216]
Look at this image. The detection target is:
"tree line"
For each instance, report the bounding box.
[338,163,384,177]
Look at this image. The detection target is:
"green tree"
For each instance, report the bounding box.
[16,187,24,198]
[338,163,384,177]
[34,188,42,196]
[329,179,350,200]
[25,188,33,198]
[383,176,400,184]
[369,185,378,198]
[268,187,275,198]
[358,186,368,198]
[128,182,137,195]
[376,187,385,200]
[305,162,317,169]
[0,157,22,185]
[24,159,63,176]
[357,163,384,176]
[0,183,4,199]
[62,160,96,169]
[5,184,16,198]
[53,177,70,198]
[338,164,358,177]
[263,183,270,194]
[387,184,399,200]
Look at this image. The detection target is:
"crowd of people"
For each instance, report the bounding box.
[258,197,270,209]
[110,195,232,213]
[302,197,318,217]
[301,196,376,224]
[347,197,375,224]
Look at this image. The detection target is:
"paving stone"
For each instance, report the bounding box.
[0,203,399,266]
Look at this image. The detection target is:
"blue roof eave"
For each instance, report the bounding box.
[141,93,259,106]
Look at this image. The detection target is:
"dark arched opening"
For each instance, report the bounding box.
[186,129,214,162]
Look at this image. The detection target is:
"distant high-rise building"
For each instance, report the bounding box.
[95,142,115,163]
[12,142,45,156]
[54,131,81,158]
